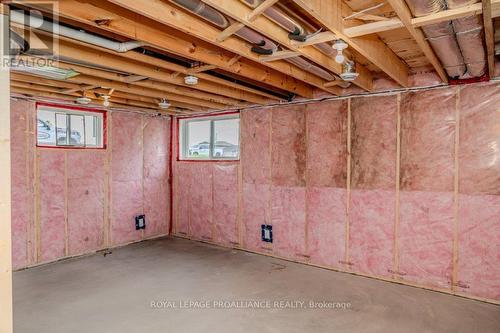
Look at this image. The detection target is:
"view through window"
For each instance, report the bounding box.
[37,105,105,148]
[179,114,240,160]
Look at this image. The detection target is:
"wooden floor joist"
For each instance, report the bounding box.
[386,0,448,83]
[292,0,409,87]
[201,0,371,92]
[53,0,314,98]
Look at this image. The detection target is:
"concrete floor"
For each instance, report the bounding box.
[14,238,500,333]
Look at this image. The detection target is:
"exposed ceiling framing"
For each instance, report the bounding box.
[5,0,499,114]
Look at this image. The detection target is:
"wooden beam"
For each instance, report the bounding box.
[260,51,300,62]
[24,26,275,105]
[23,32,257,107]
[187,64,218,74]
[331,0,500,38]
[199,0,357,93]
[53,0,312,98]
[483,0,496,76]
[412,3,483,27]
[122,75,148,83]
[323,80,342,88]
[292,0,408,87]
[290,31,337,47]
[0,4,13,333]
[386,0,448,83]
[13,71,215,111]
[61,84,99,94]
[216,22,245,42]
[344,19,404,38]
[11,83,194,114]
[247,0,280,22]
[102,0,329,96]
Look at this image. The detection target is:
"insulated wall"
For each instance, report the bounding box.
[173,81,500,304]
[10,100,170,269]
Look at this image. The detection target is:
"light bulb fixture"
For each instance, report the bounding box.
[184,75,198,85]
[340,60,359,81]
[332,39,348,64]
[76,94,91,105]
[102,95,111,107]
[158,98,171,109]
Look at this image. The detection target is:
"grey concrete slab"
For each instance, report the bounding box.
[14,237,500,333]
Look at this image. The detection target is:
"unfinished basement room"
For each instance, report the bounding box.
[0,0,500,332]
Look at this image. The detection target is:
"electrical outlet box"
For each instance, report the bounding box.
[261,224,272,243]
[135,215,146,230]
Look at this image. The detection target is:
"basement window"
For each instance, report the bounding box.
[36,104,106,148]
[179,114,240,160]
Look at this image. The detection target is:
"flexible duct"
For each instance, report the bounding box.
[173,0,340,82]
[447,0,486,77]
[10,10,144,53]
[406,0,466,78]
[405,0,486,78]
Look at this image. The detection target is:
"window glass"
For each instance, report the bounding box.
[187,120,211,159]
[180,115,240,160]
[36,106,105,148]
[37,109,56,146]
[214,118,239,158]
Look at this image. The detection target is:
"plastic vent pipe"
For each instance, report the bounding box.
[10,10,144,53]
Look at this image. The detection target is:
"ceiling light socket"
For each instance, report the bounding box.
[340,60,359,81]
[158,98,171,109]
[333,39,348,64]
[103,95,111,107]
[184,75,199,85]
[76,96,91,105]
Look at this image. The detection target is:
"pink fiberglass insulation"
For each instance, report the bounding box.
[349,96,397,278]
[307,187,346,268]
[213,163,239,246]
[270,105,307,259]
[243,183,271,251]
[241,108,271,251]
[399,88,456,289]
[306,100,347,187]
[241,108,271,184]
[271,105,306,187]
[188,163,214,241]
[175,163,191,236]
[111,112,144,245]
[67,151,105,256]
[457,83,500,300]
[39,150,66,262]
[143,117,169,238]
[458,83,500,195]
[10,100,34,269]
[305,100,347,268]
[271,186,306,260]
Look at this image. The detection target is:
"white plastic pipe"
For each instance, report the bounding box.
[10,10,144,53]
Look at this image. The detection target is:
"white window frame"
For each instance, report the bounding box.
[179,114,240,161]
[36,105,105,148]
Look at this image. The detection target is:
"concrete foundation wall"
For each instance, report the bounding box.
[173,82,500,304]
[11,100,170,269]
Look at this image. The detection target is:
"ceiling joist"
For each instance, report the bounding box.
[292,0,409,87]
